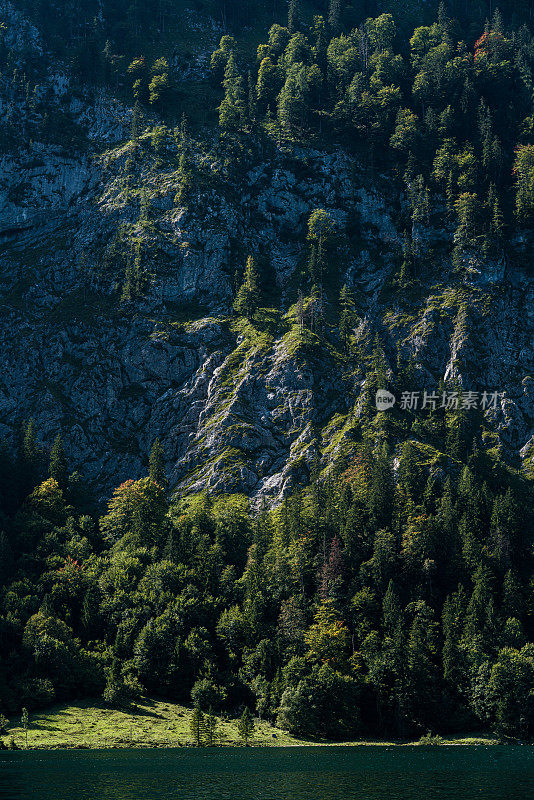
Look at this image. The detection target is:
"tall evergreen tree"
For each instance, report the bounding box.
[502,570,523,620]
[339,284,357,350]
[406,602,439,725]
[21,707,29,748]
[49,433,68,490]
[247,71,258,122]
[288,0,300,33]
[369,444,394,532]
[219,52,246,131]
[190,703,206,746]
[149,438,167,489]
[442,586,468,694]
[205,708,219,746]
[277,66,307,135]
[18,419,40,497]
[328,0,342,34]
[237,706,255,744]
[234,256,260,319]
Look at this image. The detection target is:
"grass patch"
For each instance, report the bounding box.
[1,699,501,750]
[2,698,306,750]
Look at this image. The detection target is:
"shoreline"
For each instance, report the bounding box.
[1,739,507,751]
[0,698,507,751]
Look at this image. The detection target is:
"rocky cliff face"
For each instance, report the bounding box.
[0,2,532,503]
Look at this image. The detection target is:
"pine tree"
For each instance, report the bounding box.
[205,708,219,746]
[149,438,167,488]
[453,192,481,272]
[49,433,68,490]
[18,419,40,496]
[328,0,342,33]
[437,478,460,583]
[309,282,324,332]
[296,288,305,332]
[237,707,255,745]
[397,234,414,287]
[406,602,439,725]
[483,185,504,259]
[306,210,335,286]
[277,67,306,135]
[320,533,345,599]
[312,14,327,64]
[339,284,357,349]
[491,195,504,244]
[380,579,407,735]
[233,256,260,319]
[502,570,523,620]
[463,565,496,670]
[490,488,520,566]
[21,708,29,748]
[382,580,402,637]
[81,586,100,636]
[288,0,300,33]
[190,703,206,746]
[513,144,534,222]
[247,71,257,122]
[398,441,421,502]
[131,101,140,148]
[219,52,246,131]
[0,440,14,514]
[148,58,170,106]
[478,100,493,170]
[369,444,394,531]
[492,8,505,34]
[211,35,236,86]
[369,335,388,392]
[256,57,280,110]
[308,242,318,285]
[438,1,449,30]
[177,113,190,149]
[442,586,468,692]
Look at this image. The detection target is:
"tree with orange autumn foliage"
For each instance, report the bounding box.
[100,477,167,547]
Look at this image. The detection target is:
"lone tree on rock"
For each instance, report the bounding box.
[306,209,336,286]
[234,256,260,319]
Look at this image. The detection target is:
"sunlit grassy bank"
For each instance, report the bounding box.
[1,699,500,750]
[3,698,307,749]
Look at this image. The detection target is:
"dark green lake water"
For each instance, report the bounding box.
[0,746,533,800]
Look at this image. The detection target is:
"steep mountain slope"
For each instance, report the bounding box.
[0,0,532,504]
[1,1,534,745]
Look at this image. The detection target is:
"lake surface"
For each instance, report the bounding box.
[0,746,533,800]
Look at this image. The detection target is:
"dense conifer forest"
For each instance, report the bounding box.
[1,408,532,740]
[0,0,533,743]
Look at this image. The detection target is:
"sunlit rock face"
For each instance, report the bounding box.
[0,2,532,504]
